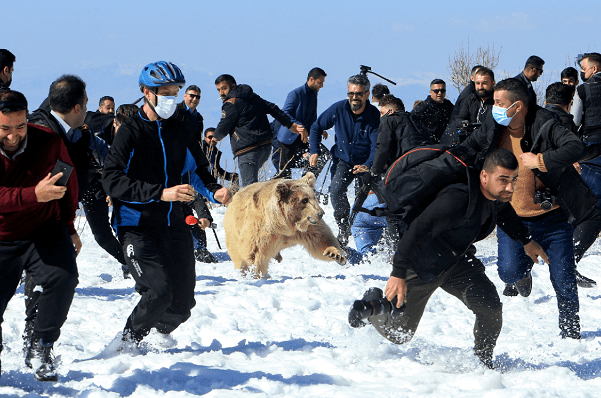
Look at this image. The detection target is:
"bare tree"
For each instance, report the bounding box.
[447,39,502,94]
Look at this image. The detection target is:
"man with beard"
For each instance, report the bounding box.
[309,74,380,245]
[213,74,305,187]
[515,55,544,107]
[0,50,15,90]
[442,68,496,144]
[410,79,454,143]
[449,65,483,122]
[353,149,546,369]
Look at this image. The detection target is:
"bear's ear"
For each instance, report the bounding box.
[275,182,291,202]
[301,172,316,188]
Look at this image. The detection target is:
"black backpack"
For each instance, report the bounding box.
[369,144,478,217]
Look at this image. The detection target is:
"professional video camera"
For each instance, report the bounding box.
[348,287,405,328]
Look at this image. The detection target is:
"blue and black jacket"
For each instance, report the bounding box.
[277,83,317,145]
[102,108,222,230]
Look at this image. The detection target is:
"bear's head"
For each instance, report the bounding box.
[273,172,324,232]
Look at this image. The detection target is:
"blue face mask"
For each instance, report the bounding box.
[492,102,517,126]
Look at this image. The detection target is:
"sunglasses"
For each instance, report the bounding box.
[431,89,446,94]
[348,91,366,98]
[206,135,214,139]
[187,94,201,99]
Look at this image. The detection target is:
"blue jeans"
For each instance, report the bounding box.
[237,144,272,188]
[351,194,388,255]
[497,210,579,324]
[329,158,359,222]
[580,142,601,208]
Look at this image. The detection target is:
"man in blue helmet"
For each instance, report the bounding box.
[102,61,232,346]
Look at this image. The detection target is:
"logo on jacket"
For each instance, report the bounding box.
[127,244,134,258]
[221,110,226,119]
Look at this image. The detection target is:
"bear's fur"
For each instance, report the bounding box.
[223,173,345,278]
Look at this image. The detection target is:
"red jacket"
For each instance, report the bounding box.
[0,124,78,241]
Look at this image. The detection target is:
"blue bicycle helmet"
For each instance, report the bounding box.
[139,61,186,92]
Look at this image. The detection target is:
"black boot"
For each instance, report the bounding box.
[474,346,495,369]
[502,283,518,297]
[575,270,596,288]
[336,218,351,247]
[22,319,34,355]
[25,338,58,382]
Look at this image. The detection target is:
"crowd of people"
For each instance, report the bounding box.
[2,47,601,380]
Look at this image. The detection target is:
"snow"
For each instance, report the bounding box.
[2,201,601,397]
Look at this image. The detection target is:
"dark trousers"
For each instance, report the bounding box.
[119,225,196,336]
[370,253,502,354]
[329,158,360,222]
[81,189,126,265]
[237,145,272,188]
[276,140,331,179]
[0,223,78,350]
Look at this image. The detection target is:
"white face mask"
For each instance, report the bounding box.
[154,95,177,119]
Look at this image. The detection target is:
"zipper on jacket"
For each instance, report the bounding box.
[157,121,172,226]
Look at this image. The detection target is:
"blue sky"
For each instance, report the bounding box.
[2,0,600,164]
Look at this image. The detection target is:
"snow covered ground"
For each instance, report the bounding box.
[2,200,601,397]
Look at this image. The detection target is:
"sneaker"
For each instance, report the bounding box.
[515,272,532,297]
[195,248,217,263]
[26,338,58,382]
[502,283,518,297]
[575,270,596,288]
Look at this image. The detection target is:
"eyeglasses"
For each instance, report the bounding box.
[348,91,366,98]
[187,94,201,99]
[431,89,446,94]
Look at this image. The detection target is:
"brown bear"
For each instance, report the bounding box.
[223,172,345,278]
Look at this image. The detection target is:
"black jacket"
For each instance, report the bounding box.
[461,107,597,225]
[174,101,204,142]
[392,168,530,282]
[449,81,475,122]
[515,72,537,106]
[371,111,431,175]
[28,108,106,200]
[545,104,577,134]
[577,73,601,139]
[84,111,116,145]
[410,96,454,143]
[102,108,221,230]
[214,84,292,157]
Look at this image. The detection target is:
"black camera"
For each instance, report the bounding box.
[534,188,556,211]
[348,293,405,328]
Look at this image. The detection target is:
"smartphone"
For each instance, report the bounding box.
[50,159,74,187]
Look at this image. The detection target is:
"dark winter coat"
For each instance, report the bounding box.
[391,168,530,282]
[201,140,236,180]
[461,106,597,225]
[410,96,454,143]
[28,108,108,200]
[309,99,380,167]
[545,104,577,134]
[442,94,494,144]
[214,84,292,158]
[449,81,475,122]
[174,101,204,142]
[514,72,537,106]
[102,108,221,230]
[84,111,115,145]
[371,111,431,175]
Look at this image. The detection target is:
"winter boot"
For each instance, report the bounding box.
[195,247,217,263]
[575,270,596,288]
[502,283,518,297]
[560,315,581,340]
[22,319,35,355]
[336,218,351,247]
[26,338,58,382]
[515,271,532,297]
[474,346,495,370]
